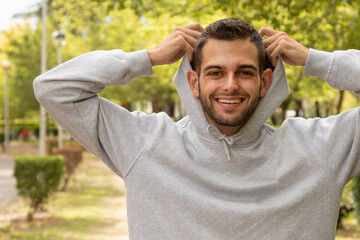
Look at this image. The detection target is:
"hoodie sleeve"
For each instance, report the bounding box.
[304,48,360,95]
[302,49,360,187]
[33,49,156,178]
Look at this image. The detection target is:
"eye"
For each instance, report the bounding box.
[237,70,254,78]
[207,71,223,77]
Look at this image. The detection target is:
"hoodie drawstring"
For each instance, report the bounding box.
[219,135,231,161]
[207,126,234,161]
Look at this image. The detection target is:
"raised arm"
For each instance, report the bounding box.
[259,27,360,95]
[260,27,360,188]
[33,23,203,178]
[33,49,154,178]
[304,49,360,95]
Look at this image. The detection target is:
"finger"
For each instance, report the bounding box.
[184,31,200,47]
[259,27,281,38]
[180,28,202,45]
[184,40,195,61]
[173,27,202,44]
[167,31,197,62]
[182,22,205,33]
[168,36,193,62]
[178,32,198,61]
[269,45,282,67]
[264,35,282,56]
[171,30,199,49]
[262,31,287,48]
[173,23,203,36]
[265,37,285,66]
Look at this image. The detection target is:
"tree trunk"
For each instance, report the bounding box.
[336,90,345,114]
[295,100,303,117]
[27,211,34,222]
[27,201,42,221]
[315,101,321,117]
[61,175,70,191]
[280,96,292,122]
[122,101,131,111]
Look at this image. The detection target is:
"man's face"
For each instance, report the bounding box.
[188,38,272,136]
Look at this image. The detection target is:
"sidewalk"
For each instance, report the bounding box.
[0,156,18,212]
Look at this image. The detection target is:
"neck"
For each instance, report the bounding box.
[218,126,242,136]
[204,115,243,136]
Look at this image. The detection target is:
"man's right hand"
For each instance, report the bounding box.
[148,23,204,66]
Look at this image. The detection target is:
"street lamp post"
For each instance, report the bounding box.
[52,30,66,149]
[2,59,11,153]
[39,0,47,156]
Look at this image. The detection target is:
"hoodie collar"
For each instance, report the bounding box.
[173,54,290,159]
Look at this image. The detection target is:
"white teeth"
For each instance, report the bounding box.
[218,99,242,104]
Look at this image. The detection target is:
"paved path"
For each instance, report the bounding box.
[0,157,18,211]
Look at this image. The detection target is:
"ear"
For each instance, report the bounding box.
[260,68,273,98]
[187,70,200,98]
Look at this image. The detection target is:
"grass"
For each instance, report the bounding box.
[0,141,129,240]
[1,140,360,239]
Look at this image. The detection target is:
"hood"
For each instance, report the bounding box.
[173,54,289,159]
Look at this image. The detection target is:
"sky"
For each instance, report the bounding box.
[0,0,42,31]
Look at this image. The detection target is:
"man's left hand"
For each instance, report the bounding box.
[259,27,309,67]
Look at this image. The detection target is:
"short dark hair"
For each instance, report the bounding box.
[192,18,265,75]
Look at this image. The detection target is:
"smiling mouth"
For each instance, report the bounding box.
[216,98,245,104]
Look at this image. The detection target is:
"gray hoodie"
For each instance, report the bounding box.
[34,48,360,239]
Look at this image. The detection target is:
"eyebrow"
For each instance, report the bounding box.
[202,64,258,73]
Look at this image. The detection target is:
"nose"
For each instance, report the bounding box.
[223,74,239,92]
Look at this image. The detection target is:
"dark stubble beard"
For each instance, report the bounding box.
[198,84,260,128]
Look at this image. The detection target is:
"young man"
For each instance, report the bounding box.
[34,18,360,239]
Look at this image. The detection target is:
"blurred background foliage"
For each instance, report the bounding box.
[0,0,360,234]
[0,0,359,123]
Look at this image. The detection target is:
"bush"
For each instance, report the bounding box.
[14,155,64,221]
[46,137,58,155]
[46,137,83,155]
[53,146,84,191]
[64,140,83,148]
[352,175,360,222]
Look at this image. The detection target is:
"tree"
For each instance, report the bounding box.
[2,0,359,123]
[14,155,64,221]
[0,23,53,119]
[93,0,360,120]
